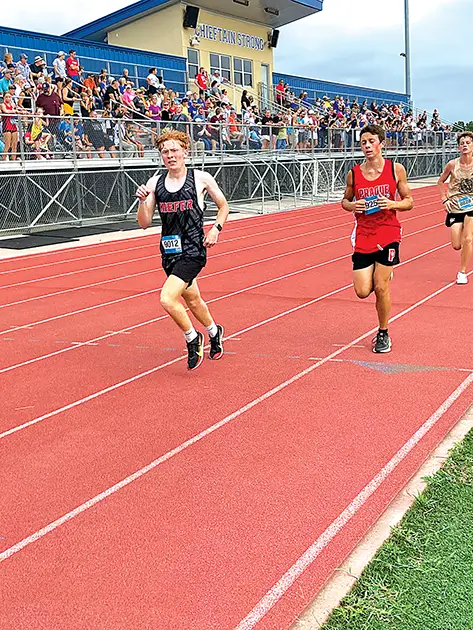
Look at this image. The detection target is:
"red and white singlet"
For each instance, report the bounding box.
[351,159,401,254]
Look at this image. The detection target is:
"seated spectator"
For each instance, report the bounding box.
[3,52,15,71]
[248,126,262,150]
[122,83,136,108]
[103,78,121,108]
[29,107,53,159]
[132,88,148,120]
[30,56,47,84]
[83,110,116,158]
[0,69,13,97]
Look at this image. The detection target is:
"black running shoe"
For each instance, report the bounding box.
[209,324,224,360]
[187,331,204,370]
[373,330,392,354]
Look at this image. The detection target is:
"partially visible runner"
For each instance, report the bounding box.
[136,130,229,370]
[437,130,473,285]
[342,124,414,353]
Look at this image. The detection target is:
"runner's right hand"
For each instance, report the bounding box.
[354,199,366,213]
[136,185,151,201]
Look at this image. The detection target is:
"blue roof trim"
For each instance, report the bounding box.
[0,24,185,65]
[291,0,324,10]
[64,0,173,40]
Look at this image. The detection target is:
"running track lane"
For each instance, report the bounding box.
[0,188,439,272]
[0,220,448,417]
[1,220,472,626]
[0,207,444,371]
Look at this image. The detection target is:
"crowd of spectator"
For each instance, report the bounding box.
[0,49,454,161]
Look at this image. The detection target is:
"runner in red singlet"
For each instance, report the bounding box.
[342,124,414,353]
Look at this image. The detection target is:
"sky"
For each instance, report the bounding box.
[2,0,471,122]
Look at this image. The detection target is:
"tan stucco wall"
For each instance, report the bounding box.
[107,2,274,103]
[108,2,184,58]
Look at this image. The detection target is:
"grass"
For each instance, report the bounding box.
[322,428,473,630]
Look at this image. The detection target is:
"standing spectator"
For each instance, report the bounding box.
[62,78,78,115]
[275,79,285,106]
[194,67,209,97]
[16,54,33,87]
[1,91,21,160]
[36,82,62,117]
[53,51,67,81]
[146,68,159,95]
[66,50,81,87]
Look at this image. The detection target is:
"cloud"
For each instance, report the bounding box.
[276,0,473,121]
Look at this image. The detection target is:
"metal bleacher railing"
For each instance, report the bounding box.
[0,113,458,165]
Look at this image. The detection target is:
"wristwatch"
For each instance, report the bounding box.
[214,223,223,232]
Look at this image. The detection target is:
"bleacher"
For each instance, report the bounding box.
[0,25,187,95]
[272,71,409,107]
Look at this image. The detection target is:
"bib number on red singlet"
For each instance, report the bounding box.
[364,195,381,215]
[162,235,182,254]
[458,195,473,211]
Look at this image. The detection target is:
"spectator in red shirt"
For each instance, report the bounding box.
[194,67,209,98]
[66,50,81,87]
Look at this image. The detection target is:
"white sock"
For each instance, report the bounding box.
[206,322,218,338]
[184,328,198,343]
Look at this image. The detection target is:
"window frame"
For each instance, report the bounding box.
[233,56,253,87]
[187,48,200,87]
[209,53,231,82]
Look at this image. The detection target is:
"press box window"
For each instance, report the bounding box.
[209,53,231,82]
[187,48,200,82]
[234,57,253,87]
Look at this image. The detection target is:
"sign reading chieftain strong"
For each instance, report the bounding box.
[195,23,265,50]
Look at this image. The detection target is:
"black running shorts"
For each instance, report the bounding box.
[163,256,206,286]
[445,210,473,227]
[352,242,400,271]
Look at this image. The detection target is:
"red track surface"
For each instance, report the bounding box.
[1,186,472,629]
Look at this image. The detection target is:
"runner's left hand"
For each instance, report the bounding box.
[204,226,219,248]
[377,196,394,210]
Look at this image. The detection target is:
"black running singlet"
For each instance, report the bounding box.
[154,168,206,263]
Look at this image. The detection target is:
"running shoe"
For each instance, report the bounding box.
[187,331,204,370]
[373,330,392,354]
[456,271,468,285]
[209,324,224,360]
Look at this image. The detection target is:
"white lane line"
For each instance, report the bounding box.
[234,370,473,630]
[0,189,439,270]
[0,259,468,567]
[0,205,441,313]
[0,206,344,277]
[0,214,347,290]
[0,241,452,439]
[0,233,350,336]
[0,201,440,296]
[0,224,445,375]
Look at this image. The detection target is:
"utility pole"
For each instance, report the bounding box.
[404,0,412,107]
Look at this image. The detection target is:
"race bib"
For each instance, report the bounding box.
[161,234,182,254]
[458,196,473,211]
[364,195,381,215]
